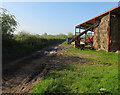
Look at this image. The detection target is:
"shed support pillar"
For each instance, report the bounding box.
[107,12,111,52]
[78,26,81,45]
[75,27,77,48]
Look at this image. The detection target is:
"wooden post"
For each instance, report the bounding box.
[79,26,81,45]
[107,12,111,52]
[85,24,86,44]
[93,18,96,47]
[84,30,86,43]
[75,27,77,48]
[75,27,76,36]
[94,18,96,34]
[79,26,80,34]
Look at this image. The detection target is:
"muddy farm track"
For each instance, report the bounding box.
[2,43,77,93]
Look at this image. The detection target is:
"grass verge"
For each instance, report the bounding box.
[67,46,118,65]
[32,45,118,94]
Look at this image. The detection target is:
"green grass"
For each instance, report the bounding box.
[32,64,118,93]
[62,41,68,45]
[67,46,118,65]
[32,45,118,94]
[62,41,71,45]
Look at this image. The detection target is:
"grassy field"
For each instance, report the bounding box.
[32,43,119,94]
[67,46,118,65]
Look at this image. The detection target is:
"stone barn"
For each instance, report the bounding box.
[74,5,120,52]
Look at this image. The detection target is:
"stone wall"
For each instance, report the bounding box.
[93,14,109,51]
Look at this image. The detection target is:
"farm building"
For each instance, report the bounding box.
[71,5,120,52]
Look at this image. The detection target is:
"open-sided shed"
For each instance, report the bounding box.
[75,5,120,52]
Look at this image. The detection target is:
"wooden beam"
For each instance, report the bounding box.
[69,23,99,44]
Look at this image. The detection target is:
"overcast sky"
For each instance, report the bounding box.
[2,2,118,35]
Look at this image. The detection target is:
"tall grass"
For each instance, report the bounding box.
[2,33,65,63]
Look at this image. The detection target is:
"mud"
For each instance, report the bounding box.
[2,44,73,93]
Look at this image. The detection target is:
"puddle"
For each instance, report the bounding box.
[44,51,57,54]
[36,50,41,53]
[49,51,57,54]
[44,51,49,54]
[59,44,62,46]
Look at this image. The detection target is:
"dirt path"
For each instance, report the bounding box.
[2,44,73,93]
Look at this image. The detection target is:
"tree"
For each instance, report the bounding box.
[55,34,67,39]
[18,31,30,38]
[68,32,74,38]
[1,8,18,47]
[1,8,17,39]
[40,33,48,38]
[44,33,47,36]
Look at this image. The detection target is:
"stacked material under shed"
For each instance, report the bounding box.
[110,14,120,51]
